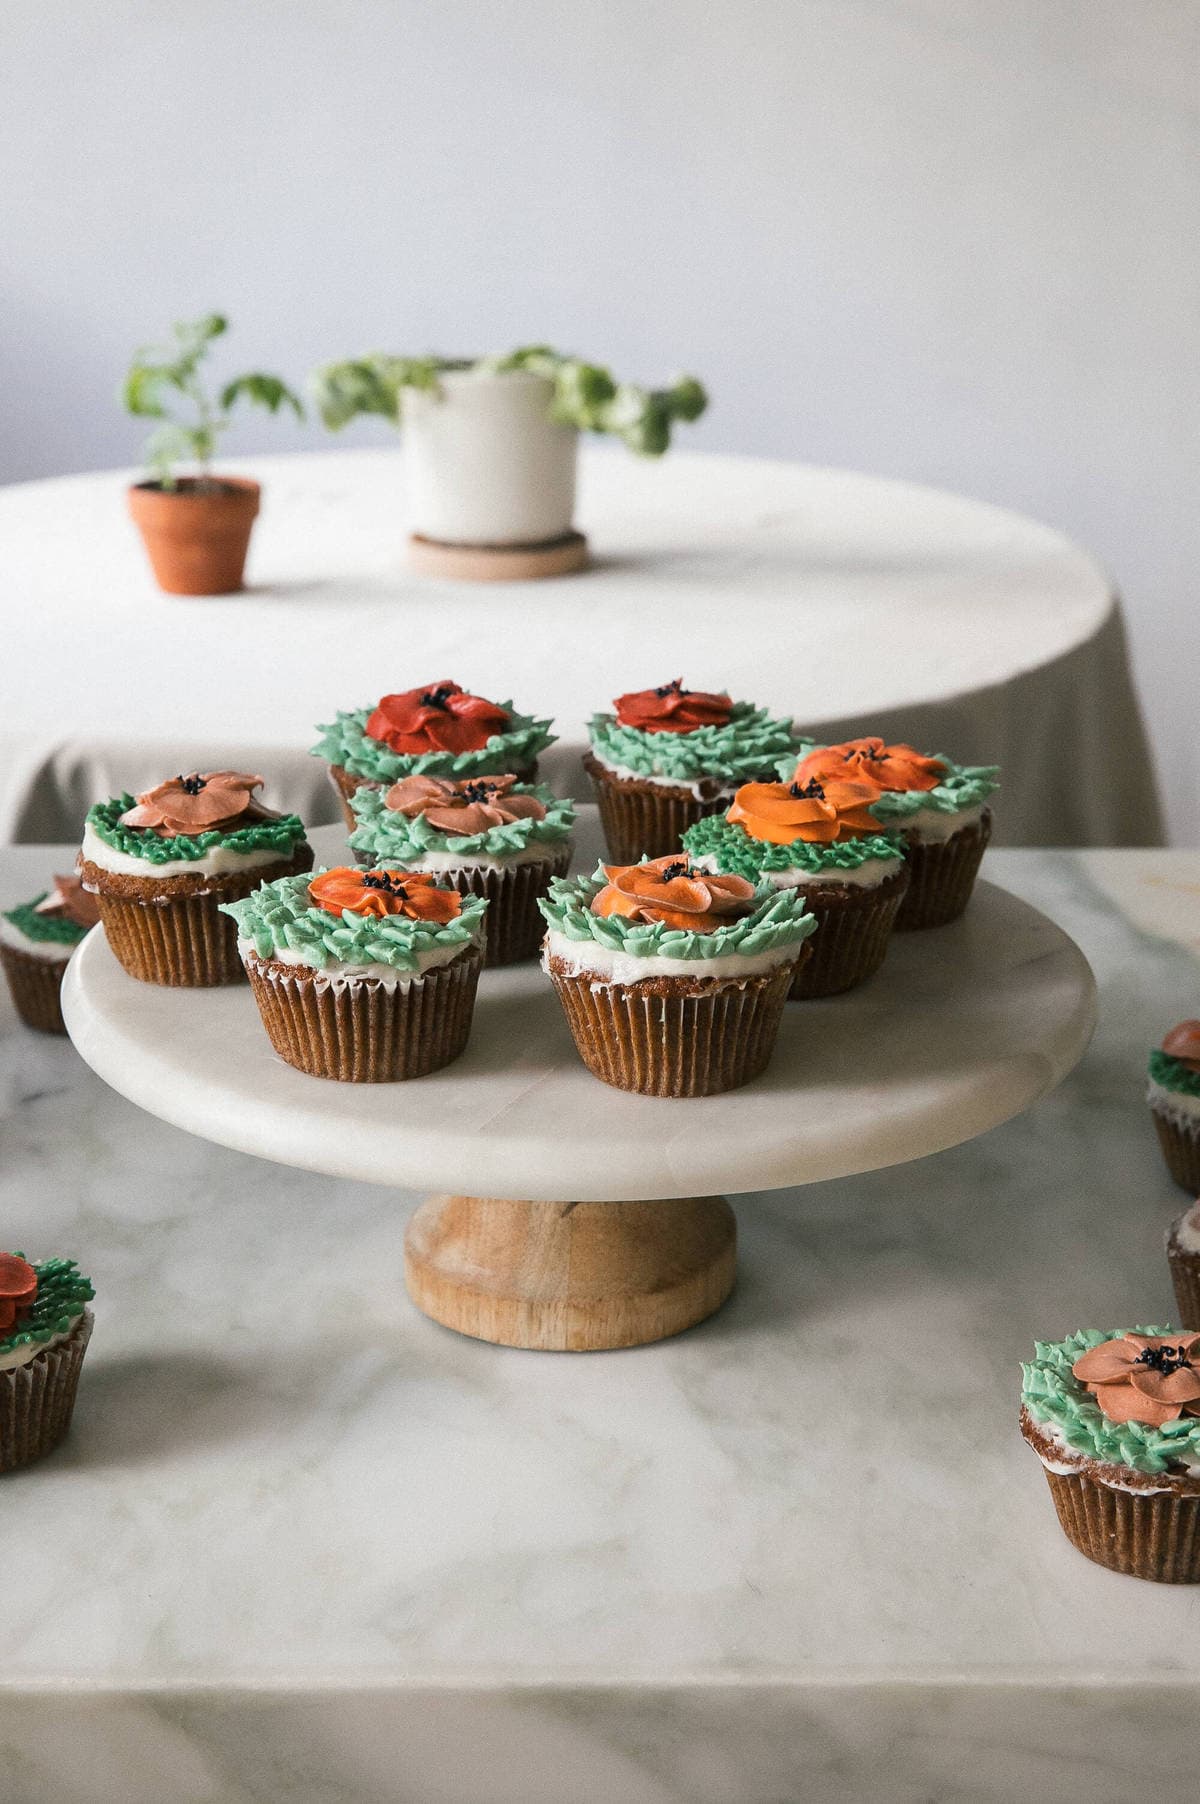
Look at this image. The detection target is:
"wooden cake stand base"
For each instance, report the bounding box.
[407,531,588,582]
[404,1194,736,1351]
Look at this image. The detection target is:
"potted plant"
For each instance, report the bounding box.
[123,314,304,595]
[310,346,708,579]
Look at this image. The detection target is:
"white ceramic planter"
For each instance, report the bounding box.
[402,367,578,546]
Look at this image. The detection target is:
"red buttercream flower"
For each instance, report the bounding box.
[309,867,463,924]
[0,1253,37,1337]
[612,680,733,735]
[1162,1021,1200,1074]
[366,682,511,755]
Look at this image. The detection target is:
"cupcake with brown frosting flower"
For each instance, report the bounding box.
[538,856,816,1096]
[348,773,574,966]
[79,771,312,986]
[1148,1020,1200,1194]
[1,874,100,1033]
[585,681,798,864]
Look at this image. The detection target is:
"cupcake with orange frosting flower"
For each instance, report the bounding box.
[538,857,815,1096]
[1021,1327,1200,1581]
[348,774,574,966]
[585,681,797,864]
[787,737,999,929]
[80,772,312,987]
[221,866,486,1081]
[313,680,555,829]
[683,774,907,998]
[1148,1020,1200,1194]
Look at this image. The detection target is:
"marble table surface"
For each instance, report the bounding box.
[2,842,1198,1803]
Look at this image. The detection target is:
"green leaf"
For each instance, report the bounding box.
[122,365,170,419]
[220,372,305,419]
[309,355,440,430]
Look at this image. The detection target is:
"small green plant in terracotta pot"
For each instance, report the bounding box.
[123,314,303,596]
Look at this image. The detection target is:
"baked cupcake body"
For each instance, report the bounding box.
[788,740,999,929]
[587,682,796,864]
[0,1254,94,1475]
[1,876,99,1033]
[80,774,312,987]
[1168,1205,1200,1332]
[223,867,487,1081]
[1021,1328,1200,1582]
[1148,1025,1200,1192]
[312,681,555,828]
[539,860,816,1097]
[348,775,574,967]
[683,781,907,999]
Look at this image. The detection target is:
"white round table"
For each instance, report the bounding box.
[1,448,1161,848]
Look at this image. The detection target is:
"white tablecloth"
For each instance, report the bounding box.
[2,448,1162,844]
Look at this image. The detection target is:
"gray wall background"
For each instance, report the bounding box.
[3,0,1196,839]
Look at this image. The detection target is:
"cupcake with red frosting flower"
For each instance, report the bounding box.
[539,856,815,1096]
[348,773,574,966]
[312,680,555,829]
[0,1253,94,1474]
[1,874,100,1033]
[222,865,487,1081]
[786,737,999,929]
[79,772,312,987]
[585,681,797,864]
[1148,1020,1200,1194]
[683,774,908,998]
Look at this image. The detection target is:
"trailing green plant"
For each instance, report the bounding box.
[310,346,707,455]
[123,314,304,489]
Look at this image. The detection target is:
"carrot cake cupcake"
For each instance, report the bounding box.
[348,774,574,966]
[79,771,312,986]
[0,1253,94,1475]
[1021,1327,1200,1581]
[1148,1021,1200,1193]
[1168,1203,1200,1333]
[222,866,487,1081]
[539,857,816,1096]
[683,775,907,998]
[312,680,555,828]
[585,680,797,864]
[1,874,100,1033]
[789,738,998,928]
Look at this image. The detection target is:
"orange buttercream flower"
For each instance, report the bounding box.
[727,777,883,845]
[309,868,463,924]
[794,738,946,795]
[0,1253,37,1337]
[592,856,756,932]
[613,680,733,735]
[1072,1332,1200,1427]
[1162,1021,1200,1073]
[383,773,547,836]
[366,682,510,755]
[119,771,274,837]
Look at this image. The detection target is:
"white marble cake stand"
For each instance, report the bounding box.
[61,866,1096,1353]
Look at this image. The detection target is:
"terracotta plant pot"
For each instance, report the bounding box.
[128,477,261,595]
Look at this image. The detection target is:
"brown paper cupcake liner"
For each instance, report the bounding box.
[1153,1108,1200,1193]
[1041,1465,1200,1582]
[0,1313,92,1475]
[1167,1230,1200,1332]
[244,943,483,1081]
[330,759,541,834]
[548,955,800,1096]
[90,846,313,988]
[583,752,733,865]
[0,941,71,1034]
[894,809,992,930]
[354,849,572,967]
[789,867,909,999]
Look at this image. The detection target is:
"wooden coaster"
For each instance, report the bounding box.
[407,531,588,582]
[404,1194,736,1350]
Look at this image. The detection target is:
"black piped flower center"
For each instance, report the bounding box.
[176,773,207,795]
[458,780,498,805]
[789,778,825,800]
[420,685,455,710]
[361,871,410,898]
[1136,1344,1193,1377]
[660,860,693,882]
[655,678,687,698]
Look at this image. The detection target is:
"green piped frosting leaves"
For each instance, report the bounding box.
[588,701,797,784]
[1149,1049,1200,1099]
[220,870,487,973]
[682,813,903,881]
[87,795,308,865]
[3,895,89,948]
[0,1257,93,1359]
[1023,1328,1200,1476]
[538,865,816,962]
[312,704,555,783]
[348,783,574,863]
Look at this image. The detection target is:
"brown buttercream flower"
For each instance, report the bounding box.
[34,873,101,930]
[383,774,547,836]
[1072,1331,1200,1427]
[592,855,756,932]
[727,777,882,845]
[118,771,275,837]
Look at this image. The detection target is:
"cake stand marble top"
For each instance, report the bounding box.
[61,825,1096,1200]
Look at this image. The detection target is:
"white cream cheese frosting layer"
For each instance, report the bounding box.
[588,753,737,802]
[0,916,75,962]
[1171,1203,1200,1254]
[688,852,905,892]
[0,1308,91,1374]
[379,844,564,874]
[239,935,476,992]
[895,802,985,844]
[1148,1077,1200,1126]
[542,927,800,987]
[80,823,296,881]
